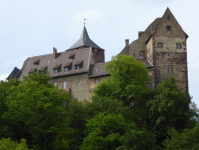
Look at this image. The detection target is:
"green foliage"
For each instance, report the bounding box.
[0,138,31,150]
[163,123,199,149]
[80,113,125,150]
[146,76,191,146]
[23,69,52,86]
[1,70,71,149]
[87,96,132,122]
[93,54,149,106]
[0,79,20,139]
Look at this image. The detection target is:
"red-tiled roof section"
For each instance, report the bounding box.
[89,62,109,77]
[18,48,91,81]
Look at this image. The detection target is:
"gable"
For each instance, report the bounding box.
[154,8,188,38]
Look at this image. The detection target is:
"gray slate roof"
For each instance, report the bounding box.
[67,26,103,50]
[18,48,91,81]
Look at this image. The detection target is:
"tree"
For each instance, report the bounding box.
[163,123,199,149]
[146,76,191,147]
[93,54,149,106]
[2,70,71,149]
[0,79,20,139]
[0,138,31,150]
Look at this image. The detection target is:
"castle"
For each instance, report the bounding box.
[7,7,188,101]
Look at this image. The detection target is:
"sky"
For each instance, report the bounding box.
[0,0,199,106]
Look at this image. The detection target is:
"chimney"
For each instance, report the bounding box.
[125,39,129,47]
[53,47,57,60]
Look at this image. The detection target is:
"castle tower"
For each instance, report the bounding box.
[145,8,188,91]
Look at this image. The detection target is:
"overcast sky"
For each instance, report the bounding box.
[0,0,198,106]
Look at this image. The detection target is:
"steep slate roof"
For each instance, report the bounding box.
[88,58,153,78]
[18,48,91,81]
[88,62,109,77]
[7,67,21,80]
[67,25,103,50]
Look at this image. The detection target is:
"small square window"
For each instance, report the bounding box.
[77,82,80,86]
[167,26,171,31]
[76,65,80,70]
[63,81,66,89]
[95,79,99,84]
[177,44,182,49]
[34,62,38,66]
[133,54,135,58]
[54,82,57,86]
[169,66,173,75]
[140,51,144,56]
[64,67,69,72]
[54,69,58,74]
[158,43,163,48]
[69,57,73,60]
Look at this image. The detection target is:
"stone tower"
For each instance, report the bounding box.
[147,8,188,91]
[120,7,188,92]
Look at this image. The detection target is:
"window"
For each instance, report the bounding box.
[33,60,39,66]
[53,64,61,74]
[177,44,182,49]
[64,67,69,72]
[63,81,66,89]
[76,65,80,70]
[158,43,163,48]
[54,82,57,86]
[77,82,80,86]
[34,62,38,66]
[140,51,144,56]
[133,54,135,58]
[169,66,173,75]
[54,69,58,74]
[167,26,171,31]
[95,79,99,84]
[167,16,170,20]
[69,57,73,60]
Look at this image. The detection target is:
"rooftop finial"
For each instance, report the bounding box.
[84,18,86,26]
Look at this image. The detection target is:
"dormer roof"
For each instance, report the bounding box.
[67,25,103,50]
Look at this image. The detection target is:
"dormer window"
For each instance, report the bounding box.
[29,68,37,74]
[40,66,47,73]
[64,62,72,72]
[53,64,61,74]
[167,26,171,31]
[33,59,39,66]
[75,61,83,70]
[69,54,75,60]
[76,65,80,70]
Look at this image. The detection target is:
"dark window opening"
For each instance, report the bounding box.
[95,79,99,84]
[63,81,66,89]
[167,26,171,31]
[77,82,80,86]
[133,54,135,58]
[64,67,69,72]
[76,65,80,70]
[177,44,182,49]
[169,66,173,75]
[158,43,163,48]
[54,69,58,74]
[167,16,170,20]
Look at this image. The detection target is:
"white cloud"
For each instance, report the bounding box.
[0,73,10,81]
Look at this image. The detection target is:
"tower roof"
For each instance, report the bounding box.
[67,25,103,50]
